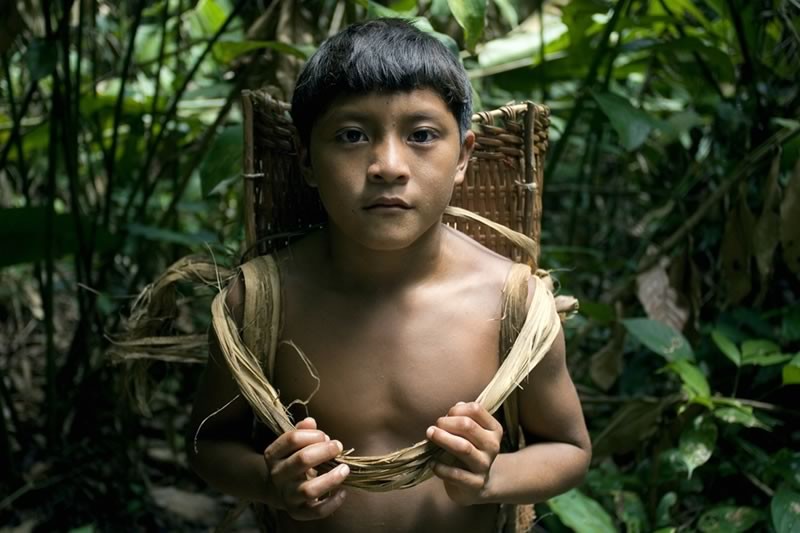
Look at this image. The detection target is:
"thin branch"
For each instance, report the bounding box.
[546,0,630,178]
[124,0,247,223]
[1,53,31,202]
[104,0,146,228]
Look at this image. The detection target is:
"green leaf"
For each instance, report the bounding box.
[352,0,404,18]
[410,17,460,57]
[213,40,308,63]
[698,506,763,532]
[744,353,793,366]
[127,224,219,249]
[194,0,226,34]
[447,0,487,51]
[711,329,741,367]
[623,318,694,361]
[713,405,770,430]
[613,491,648,533]
[0,208,114,268]
[783,354,800,385]
[656,492,677,527]
[491,0,518,27]
[741,339,780,361]
[592,91,660,151]
[199,126,241,197]
[548,489,618,533]
[678,416,717,478]
[771,485,800,533]
[667,360,711,400]
[24,38,57,81]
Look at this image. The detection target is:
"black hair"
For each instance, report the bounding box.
[290,18,472,148]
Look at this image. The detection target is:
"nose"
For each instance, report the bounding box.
[367,136,410,184]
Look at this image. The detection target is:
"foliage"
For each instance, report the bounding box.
[0,0,798,530]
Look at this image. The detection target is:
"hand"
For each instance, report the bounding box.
[263,417,350,520]
[426,402,503,506]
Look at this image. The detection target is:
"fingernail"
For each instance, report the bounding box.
[339,464,350,477]
[324,434,330,441]
[335,440,343,453]
[426,426,435,439]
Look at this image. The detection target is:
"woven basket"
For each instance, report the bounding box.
[241,90,550,266]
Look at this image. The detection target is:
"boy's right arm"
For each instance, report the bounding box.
[186,274,350,519]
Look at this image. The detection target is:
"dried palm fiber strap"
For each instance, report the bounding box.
[211,206,577,492]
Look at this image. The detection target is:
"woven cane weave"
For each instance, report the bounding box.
[241,90,550,266]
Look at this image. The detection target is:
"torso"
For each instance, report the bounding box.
[261,225,514,533]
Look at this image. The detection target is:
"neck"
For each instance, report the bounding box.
[323,222,451,293]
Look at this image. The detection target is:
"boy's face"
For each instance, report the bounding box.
[304,88,474,251]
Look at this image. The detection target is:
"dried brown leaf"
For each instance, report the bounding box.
[720,189,756,303]
[636,253,689,332]
[590,321,626,391]
[781,158,800,275]
[753,155,782,294]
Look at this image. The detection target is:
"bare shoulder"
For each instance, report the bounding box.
[444,225,514,289]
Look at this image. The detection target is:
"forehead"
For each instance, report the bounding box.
[318,88,455,124]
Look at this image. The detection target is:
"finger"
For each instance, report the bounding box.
[448,402,503,433]
[264,430,329,465]
[434,416,500,457]
[295,417,318,431]
[282,440,344,478]
[296,464,350,502]
[426,426,487,473]
[432,461,485,490]
[293,488,347,521]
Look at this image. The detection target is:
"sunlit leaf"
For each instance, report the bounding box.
[741,339,780,364]
[194,0,226,35]
[771,484,800,533]
[678,416,717,478]
[783,354,800,385]
[592,91,660,151]
[713,405,770,430]
[491,0,517,27]
[548,489,618,533]
[623,318,694,361]
[698,506,763,532]
[711,329,741,367]
[446,0,487,50]
[668,359,711,401]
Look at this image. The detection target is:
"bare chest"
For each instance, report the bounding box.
[272,286,503,455]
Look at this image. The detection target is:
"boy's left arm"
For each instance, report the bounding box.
[428,306,591,505]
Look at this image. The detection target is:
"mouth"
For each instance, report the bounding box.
[364,197,412,210]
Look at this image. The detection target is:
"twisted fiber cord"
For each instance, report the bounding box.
[209,207,563,491]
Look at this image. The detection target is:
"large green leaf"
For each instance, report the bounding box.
[446,0,486,51]
[592,91,660,151]
[713,405,770,430]
[698,506,763,532]
[678,416,717,478]
[613,491,648,533]
[548,489,618,533]
[213,40,308,64]
[491,0,517,27]
[667,359,711,401]
[771,485,800,533]
[623,318,694,361]
[711,329,740,366]
[0,208,114,268]
[199,126,241,197]
[783,354,800,385]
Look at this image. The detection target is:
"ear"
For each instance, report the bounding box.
[297,144,317,188]
[453,130,475,186]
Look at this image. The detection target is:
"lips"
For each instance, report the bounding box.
[365,197,412,209]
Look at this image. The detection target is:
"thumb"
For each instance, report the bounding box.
[295,417,317,430]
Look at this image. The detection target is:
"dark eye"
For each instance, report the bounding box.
[410,129,437,143]
[337,129,367,143]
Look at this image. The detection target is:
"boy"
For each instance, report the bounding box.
[188,18,590,533]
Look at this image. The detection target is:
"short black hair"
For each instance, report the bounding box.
[290,18,472,148]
